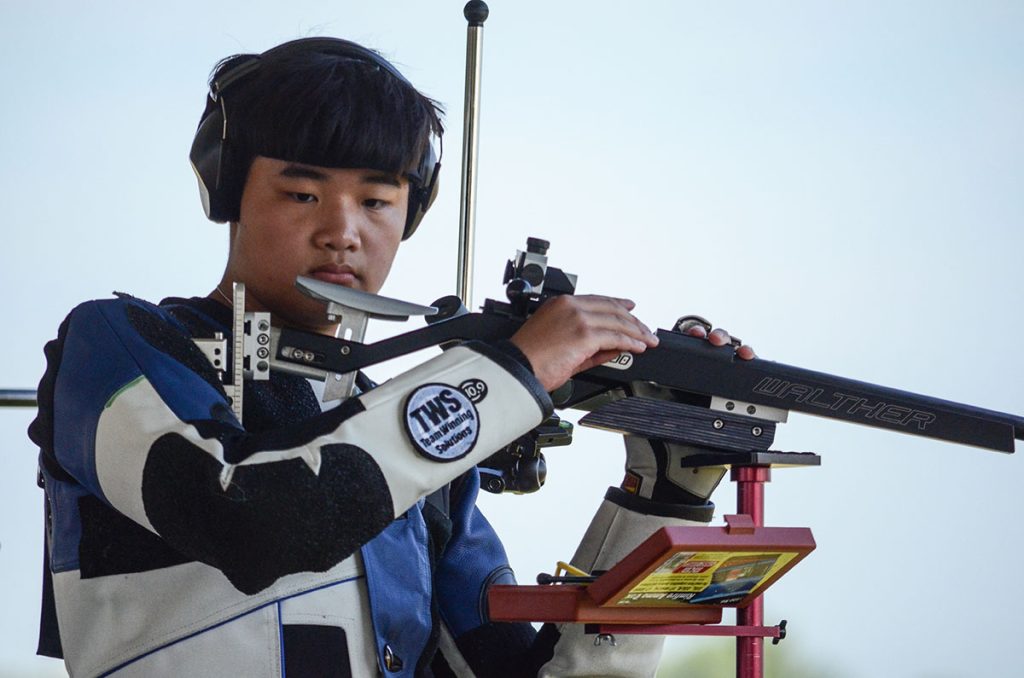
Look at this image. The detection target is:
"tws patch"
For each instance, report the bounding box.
[404,382,485,462]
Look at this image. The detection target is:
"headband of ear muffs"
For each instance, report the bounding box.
[189,37,441,240]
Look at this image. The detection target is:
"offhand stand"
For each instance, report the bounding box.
[726,459,814,677]
[584,398,821,678]
[734,464,772,677]
[490,387,821,678]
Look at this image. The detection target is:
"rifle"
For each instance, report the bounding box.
[219,237,1021,493]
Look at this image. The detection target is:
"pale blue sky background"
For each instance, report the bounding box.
[1,2,1022,676]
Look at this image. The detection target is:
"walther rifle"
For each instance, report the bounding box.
[217,237,1022,481]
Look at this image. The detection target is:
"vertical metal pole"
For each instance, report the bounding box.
[733,465,771,678]
[457,1,489,307]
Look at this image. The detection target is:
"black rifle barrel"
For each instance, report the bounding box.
[275,315,1022,453]
[573,330,1023,453]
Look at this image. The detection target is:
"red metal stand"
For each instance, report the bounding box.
[489,455,813,678]
[733,465,771,678]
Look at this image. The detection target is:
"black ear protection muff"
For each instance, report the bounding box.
[189,37,441,239]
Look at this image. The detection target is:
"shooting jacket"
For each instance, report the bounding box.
[30,294,554,678]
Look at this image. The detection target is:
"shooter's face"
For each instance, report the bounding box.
[222,156,408,335]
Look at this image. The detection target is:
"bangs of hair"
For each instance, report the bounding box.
[224,53,442,181]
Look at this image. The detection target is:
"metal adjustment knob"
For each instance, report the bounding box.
[526,237,550,255]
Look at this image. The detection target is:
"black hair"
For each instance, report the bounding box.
[198,41,444,222]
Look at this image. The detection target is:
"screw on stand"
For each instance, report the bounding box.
[772,620,788,646]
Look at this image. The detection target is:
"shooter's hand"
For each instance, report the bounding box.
[676,315,756,360]
[510,295,659,392]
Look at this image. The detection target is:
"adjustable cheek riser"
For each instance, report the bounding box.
[277,277,440,401]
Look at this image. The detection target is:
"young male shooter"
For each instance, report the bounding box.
[30,38,750,677]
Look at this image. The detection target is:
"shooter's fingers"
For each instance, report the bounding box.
[578,348,631,373]
[569,295,658,347]
[571,294,637,312]
[687,324,755,361]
